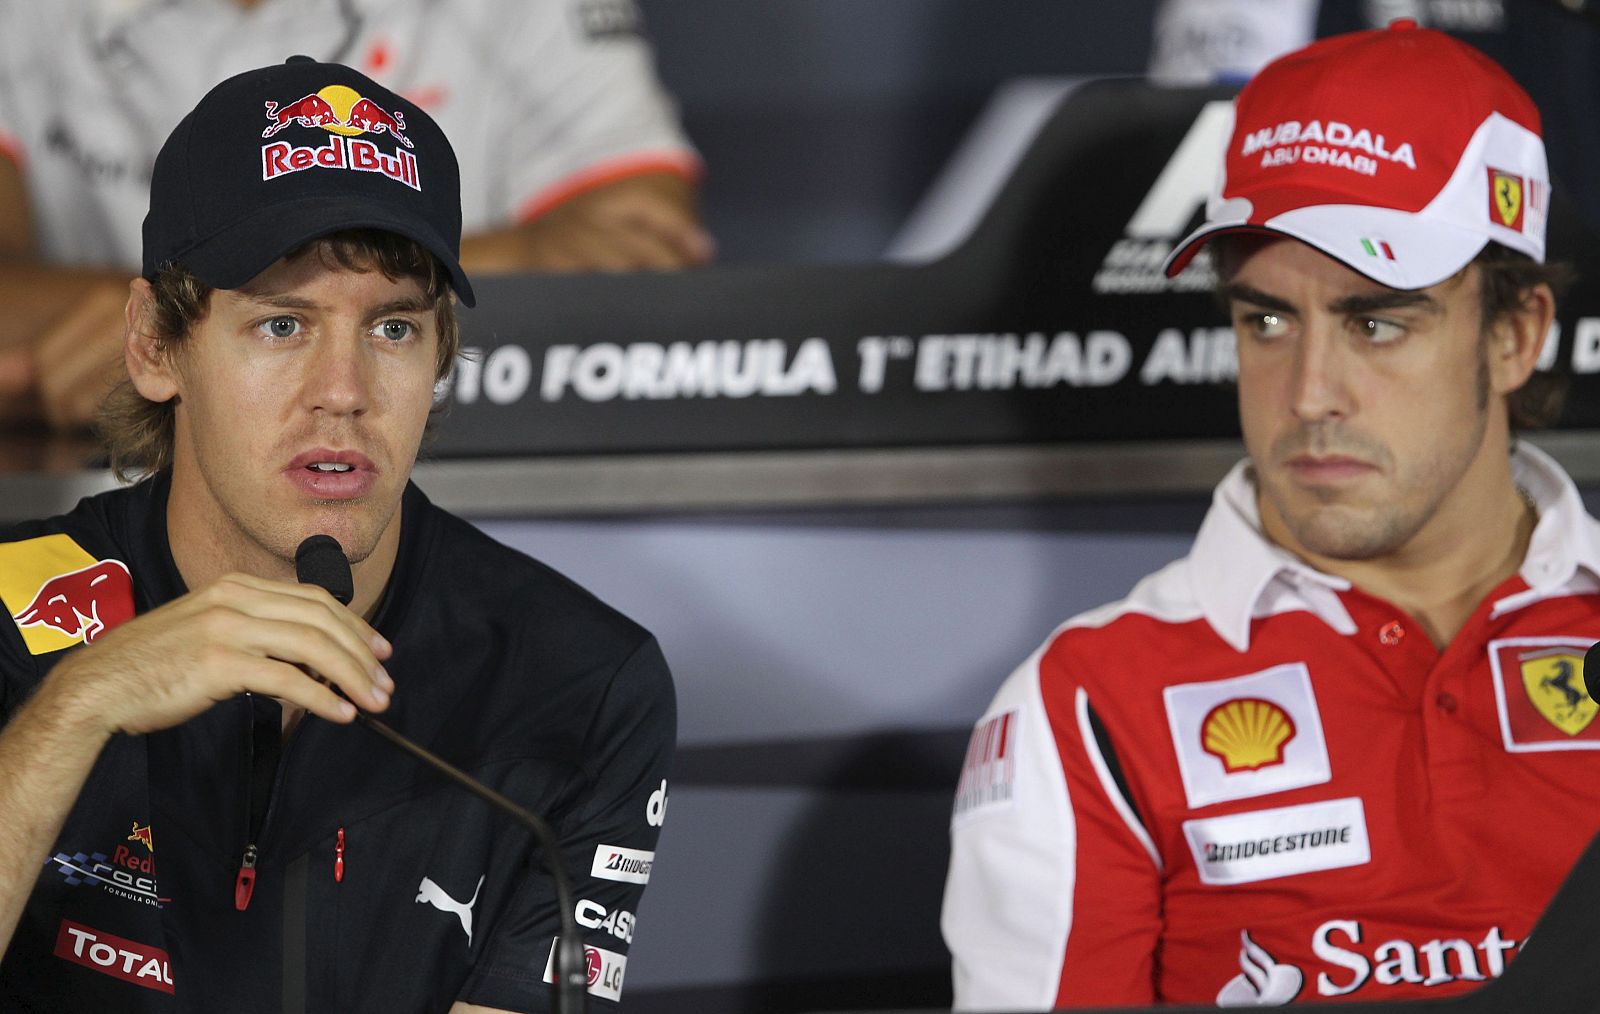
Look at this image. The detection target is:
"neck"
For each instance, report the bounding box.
[1260,443,1537,650]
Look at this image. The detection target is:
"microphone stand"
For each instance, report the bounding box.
[295,536,587,1012]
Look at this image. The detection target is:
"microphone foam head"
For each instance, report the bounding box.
[295,534,354,606]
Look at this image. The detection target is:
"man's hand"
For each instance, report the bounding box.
[0,153,132,430]
[48,571,394,736]
[461,170,713,274]
[31,277,130,430]
[0,571,393,952]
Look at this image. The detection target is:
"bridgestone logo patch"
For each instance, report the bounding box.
[591,845,654,884]
[1183,797,1370,885]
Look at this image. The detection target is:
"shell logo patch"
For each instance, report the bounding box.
[1202,698,1297,773]
[1489,638,1600,751]
[0,535,135,655]
[1165,663,1331,809]
[1489,168,1524,231]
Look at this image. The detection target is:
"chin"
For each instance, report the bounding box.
[1292,511,1411,561]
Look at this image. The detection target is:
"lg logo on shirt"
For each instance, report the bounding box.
[646,779,668,827]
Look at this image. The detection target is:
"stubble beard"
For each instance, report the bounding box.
[1257,351,1493,562]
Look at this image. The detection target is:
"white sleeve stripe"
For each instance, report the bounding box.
[1075,687,1162,872]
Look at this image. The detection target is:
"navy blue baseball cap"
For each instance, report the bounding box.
[142,55,475,306]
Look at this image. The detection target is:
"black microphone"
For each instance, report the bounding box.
[294,535,588,1012]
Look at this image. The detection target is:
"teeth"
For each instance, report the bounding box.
[308,463,354,473]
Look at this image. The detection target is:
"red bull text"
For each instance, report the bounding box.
[262,134,420,191]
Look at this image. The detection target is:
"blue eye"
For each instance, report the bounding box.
[259,317,301,339]
[374,320,414,341]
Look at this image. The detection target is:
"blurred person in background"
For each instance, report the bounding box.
[0,0,710,430]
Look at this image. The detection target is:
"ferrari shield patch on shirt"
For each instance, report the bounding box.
[1164,663,1332,808]
[1488,637,1600,751]
[0,535,134,655]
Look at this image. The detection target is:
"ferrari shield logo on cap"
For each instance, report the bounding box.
[1489,168,1525,230]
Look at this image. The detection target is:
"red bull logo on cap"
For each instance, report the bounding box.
[261,84,420,191]
[0,535,135,655]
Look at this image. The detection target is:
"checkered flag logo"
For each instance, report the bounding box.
[51,851,106,886]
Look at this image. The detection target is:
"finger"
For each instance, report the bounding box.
[243,658,361,725]
[214,573,392,661]
[611,198,714,265]
[592,219,693,271]
[228,615,390,710]
[33,283,126,372]
[0,348,34,398]
[35,296,127,428]
[46,352,126,428]
[538,223,640,273]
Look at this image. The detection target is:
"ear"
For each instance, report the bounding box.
[1487,281,1555,396]
[124,278,181,403]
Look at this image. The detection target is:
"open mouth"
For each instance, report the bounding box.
[307,462,355,473]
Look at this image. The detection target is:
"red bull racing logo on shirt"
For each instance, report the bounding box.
[0,535,135,655]
[261,84,420,191]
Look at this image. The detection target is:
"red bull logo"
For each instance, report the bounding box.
[12,559,134,648]
[262,85,413,148]
[262,93,342,137]
[260,84,421,192]
[127,821,154,853]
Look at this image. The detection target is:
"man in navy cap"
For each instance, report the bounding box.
[0,57,673,1012]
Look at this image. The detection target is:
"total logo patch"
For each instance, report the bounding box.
[1487,637,1600,751]
[1164,663,1331,808]
[0,535,134,655]
[53,920,174,994]
[591,845,654,884]
[543,938,626,1002]
[260,84,421,191]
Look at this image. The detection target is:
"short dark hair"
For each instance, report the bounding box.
[100,229,460,480]
[1475,243,1573,429]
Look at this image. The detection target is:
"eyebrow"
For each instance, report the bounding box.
[1221,282,1443,317]
[233,292,433,315]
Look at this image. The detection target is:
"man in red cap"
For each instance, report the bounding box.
[943,21,1592,1008]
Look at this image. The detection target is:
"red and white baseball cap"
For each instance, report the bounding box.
[1163,20,1547,290]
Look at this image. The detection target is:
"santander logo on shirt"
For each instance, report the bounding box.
[1215,920,1521,1006]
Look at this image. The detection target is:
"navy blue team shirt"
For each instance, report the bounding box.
[0,472,675,1012]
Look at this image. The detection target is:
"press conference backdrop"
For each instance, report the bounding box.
[434,78,1600,464]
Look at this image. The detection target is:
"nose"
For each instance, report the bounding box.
[302,333,372,417]
[1288,322,1353,424]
